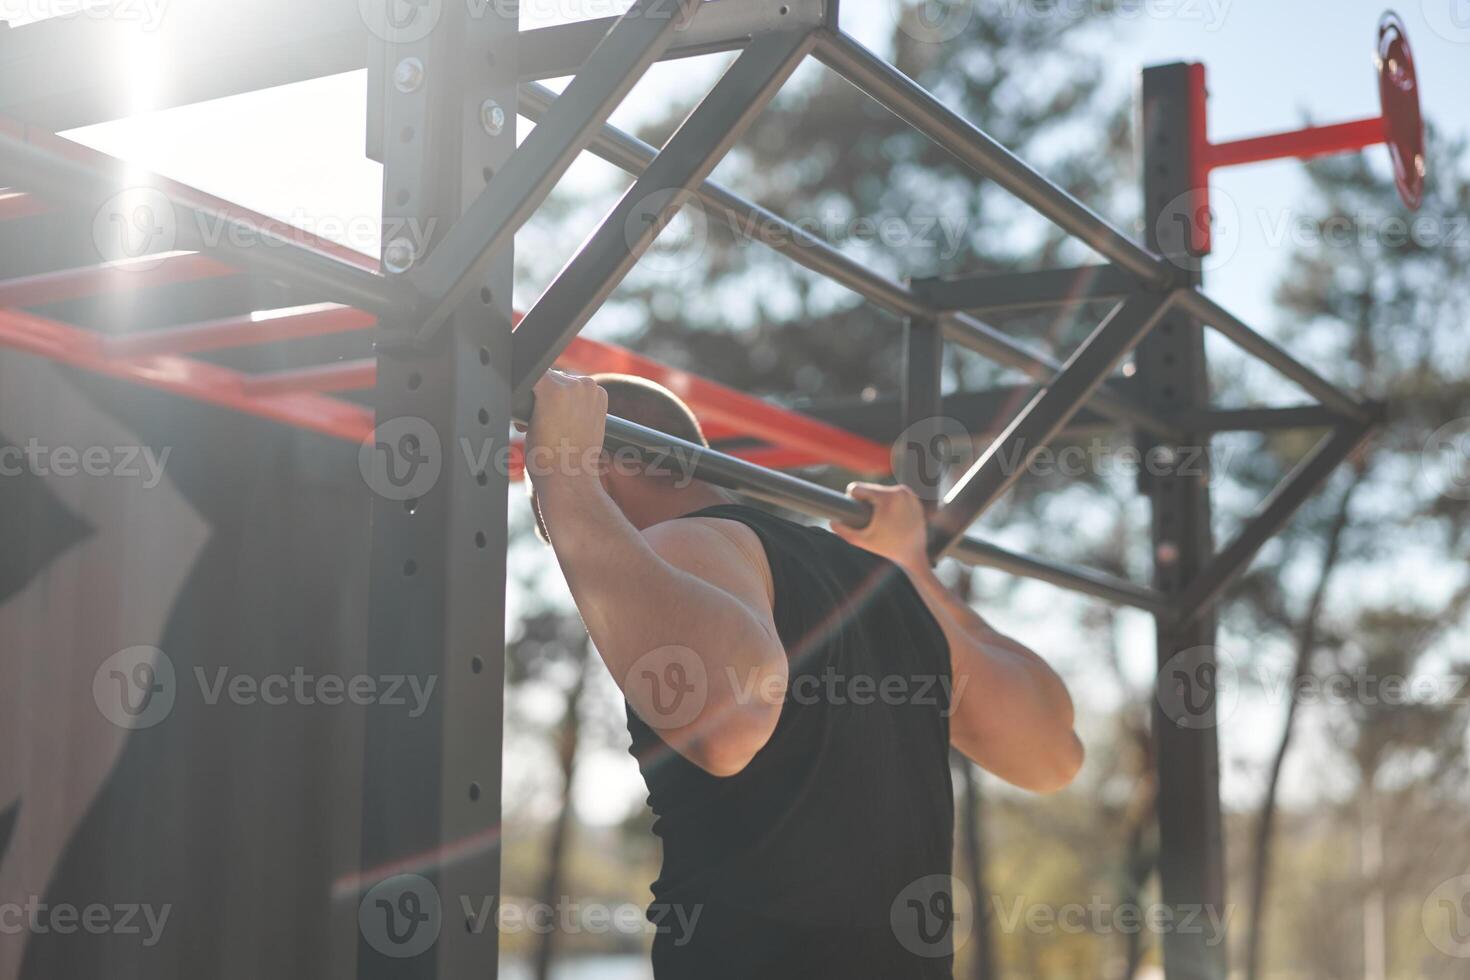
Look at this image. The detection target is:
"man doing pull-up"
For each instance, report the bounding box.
[526,369,1082,979]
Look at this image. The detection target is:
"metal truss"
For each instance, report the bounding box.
[0,3,1388,977]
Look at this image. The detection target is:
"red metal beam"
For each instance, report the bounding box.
[1205,117,1385,171]
[0,252,236,308]
[233,340,894,476]
[0,306,374,443]
[0,116,382,275]
[107,303,376,357]
[1,134,889,473]
[244,360,376,396]
[0,188,49,221]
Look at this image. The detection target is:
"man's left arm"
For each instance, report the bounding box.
[834,483,1084,794]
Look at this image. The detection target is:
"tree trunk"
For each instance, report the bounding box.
[1360,787,1386,980]
[533,642,592,980]
[1244,478,1360,980]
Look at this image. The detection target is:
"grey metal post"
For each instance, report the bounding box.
[1138,62,1227,980]
[899,313,946,503]
[357,4,516,979]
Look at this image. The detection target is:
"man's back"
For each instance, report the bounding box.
[626,504,957,978]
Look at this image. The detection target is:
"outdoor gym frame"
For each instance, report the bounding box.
[0,2,1417,978]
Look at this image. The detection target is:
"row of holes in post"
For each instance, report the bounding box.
[391,59,508,815]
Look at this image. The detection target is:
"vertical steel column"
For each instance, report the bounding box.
[898,313,945,503]
[357,3,516,979]
[1138,63,1227,980]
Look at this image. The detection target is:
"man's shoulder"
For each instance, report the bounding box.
[642,514,776,606]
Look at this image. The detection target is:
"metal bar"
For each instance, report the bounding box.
[104,303,375,358]
[405,0,700,341]
[949,537,1171,614]
[587,413,1168,612]
[555,335,891,474]
[244,361,375,396]
[1140,62,1226,980]
[797,386,1109,445]
[913,264,1137,314]
[1172,421,1374,627]
[0,188,48,221]
[930,292,1176,557]
[511,30,814,400]
[516,0,826,80]
[357,5,517,979]
[941,312,1178,439]
[1174,288,1371,421]
[0,252,234,308]
[1181,403,1370,433]
[515,81,1179,442]
[899,314,945,499]
[0,306,374,441]
[0,120,406,316]
[0,0,366,132]
[813,29,1172,289]
[1205,117,1385,170]
[232,339,896,475]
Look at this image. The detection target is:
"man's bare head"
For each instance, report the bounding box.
[528,373,711,540]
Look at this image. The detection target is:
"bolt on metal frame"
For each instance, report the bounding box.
[0,2,1390,977]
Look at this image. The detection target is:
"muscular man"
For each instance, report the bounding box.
[525,369,1082,978]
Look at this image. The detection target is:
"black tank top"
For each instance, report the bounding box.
[625,504,957,978]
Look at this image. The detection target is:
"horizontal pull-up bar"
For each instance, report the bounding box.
[523,404,1168,613]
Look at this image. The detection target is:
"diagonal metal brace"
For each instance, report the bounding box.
[928,291,1178,559]
[1169,418,1377,627]
[403,0,700,343]
[510,29,815,403]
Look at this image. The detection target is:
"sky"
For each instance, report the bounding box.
[25,0,1470,822]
